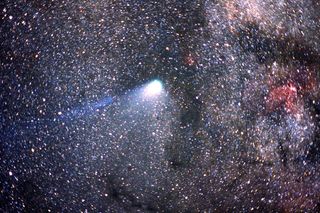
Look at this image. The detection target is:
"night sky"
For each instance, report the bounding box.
[1,0,320,212]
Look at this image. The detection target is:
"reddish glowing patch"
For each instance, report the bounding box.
[184,53,196,66]
[266,82,298,114]
[265,66,318,117]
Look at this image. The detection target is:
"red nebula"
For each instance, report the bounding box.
[265,65,318,116]
[184,53,196,66]
[266,82,298,114]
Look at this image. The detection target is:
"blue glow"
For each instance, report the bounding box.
[60,96,113,119]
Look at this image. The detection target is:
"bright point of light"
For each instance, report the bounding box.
[143,80,163,97]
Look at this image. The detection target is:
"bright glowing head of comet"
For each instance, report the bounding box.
[143,80,163,97]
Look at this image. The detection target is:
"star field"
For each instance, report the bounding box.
[1,0,320,212]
